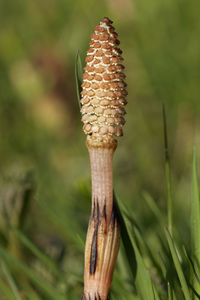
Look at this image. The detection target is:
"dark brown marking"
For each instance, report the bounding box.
[110,206,115,224]
[92,197,101,223]
[110,204,119,226]
[102,202,106,219]
[90,224,98,274]
[96,200,100,222]
[92,199,96,218]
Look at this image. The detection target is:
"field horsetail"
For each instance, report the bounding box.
[80,17,127,300]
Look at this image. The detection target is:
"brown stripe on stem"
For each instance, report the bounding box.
[82,292,103,300]
[90,224,98,275]
[83,204,120,300]
[102,202,106,220]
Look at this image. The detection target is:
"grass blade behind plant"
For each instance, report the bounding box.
[38,196,83,250]
[133,226,166,294]
[23,287,41,300]
[0,259,21,300]
[12,228,64,281]
[152,282,161,300]
[143,191,166,226]
[114,193,136,281]
[168,282,178,300]
[190,149,200,298]
[75,50,83,109]
[157,251,167,279]
[162,104,173,235]
[114,193,155,300]
[129,226,155,300]
[168,282,173,300]
[0,277,16,300]
[183,246,200,284]
[165,227,191,300]
[0,246,66,300]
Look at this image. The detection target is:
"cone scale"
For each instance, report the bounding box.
[81,17,127,300]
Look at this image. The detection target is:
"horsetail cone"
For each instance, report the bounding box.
[81,17,127,300]
[81,17,127,140]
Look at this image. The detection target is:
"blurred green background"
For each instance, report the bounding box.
[0,0,200,298]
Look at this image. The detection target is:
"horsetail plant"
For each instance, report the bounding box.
[80,17,127,300]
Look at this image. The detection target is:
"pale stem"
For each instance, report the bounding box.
[88,146,115,225]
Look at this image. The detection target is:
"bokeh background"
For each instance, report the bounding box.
[0,0,200,298]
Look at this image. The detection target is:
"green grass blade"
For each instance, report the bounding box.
[111,268,134,300]
[133,226,163,280]
[165,227,191,300]
[75,50,83,109]
[168,282,178,300]
[168,282,173,300]
[12,228,64,281]
[76,233,85,250]
[152,282,160,300]
[0,259,21,300]
[0,246,66,300]
[38,196,83,250]
[23,287,41,300]
[114,193,155,300]
[114,193,136,281]
[183,245,200,284]
[191,149,200,298]
[130,232,155,300]
[143,191,166,226]
[0,277,16,300]
[157,251,167,279]
[162,104,173,235]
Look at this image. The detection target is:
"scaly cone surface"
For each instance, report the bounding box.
[81,17,127,142]
[81,17,127,300]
